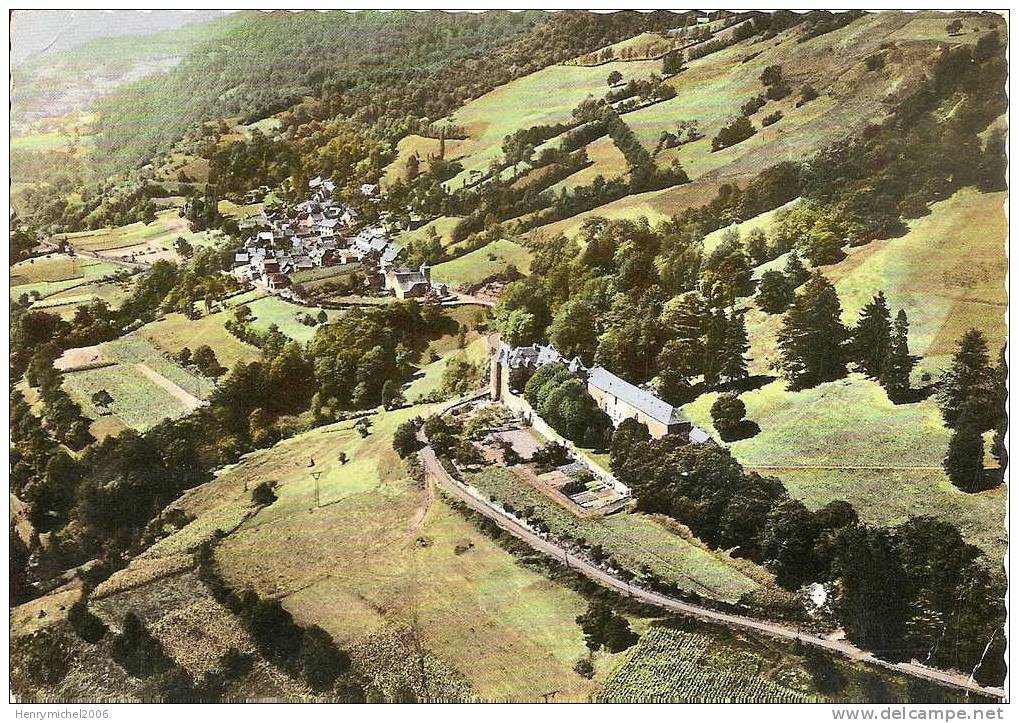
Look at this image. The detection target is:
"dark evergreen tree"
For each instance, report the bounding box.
[936,329,996,429]
[851,291,892,378]
[990,346,1007,472]
[720,311,750,383]
[943,405,987,492]
[783,250,810,287]
[880,309,915,401]
[776,273,848,390]
[756,270,795,314]
[702,308,728,387]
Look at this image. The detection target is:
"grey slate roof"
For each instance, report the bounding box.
[586,366,688,427]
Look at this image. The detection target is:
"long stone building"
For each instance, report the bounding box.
[490,342,709,443]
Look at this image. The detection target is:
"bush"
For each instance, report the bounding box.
[765,81,791,101]
[574,657,595,678]
[760,64,783,86]
[761,110,784,127]
[251,481,277,506]
[740,95,767,117]
[711,116,756,152]
[796,84,819,107]
[711,392,747,441]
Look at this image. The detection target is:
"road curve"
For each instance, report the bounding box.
[418,444,1006,700]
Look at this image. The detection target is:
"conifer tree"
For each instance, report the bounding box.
[777,272,848,389]
[944,405,986,492]
[720,311,750,383]
[784,250,810,287]
[937,329,996,429]
[852,291,892,378]
[702,308,728,386]
[756,270,794,314]
[990,345,1007,472]
[880,309,915,401]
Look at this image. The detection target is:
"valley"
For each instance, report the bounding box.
[8,8,1008,706]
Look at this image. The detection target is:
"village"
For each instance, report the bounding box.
[230,176,450,303]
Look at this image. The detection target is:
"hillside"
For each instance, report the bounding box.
[9,9,1008,705]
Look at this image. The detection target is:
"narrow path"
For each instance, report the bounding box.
[39,239,153,271]
[134,363,206,412]
[417,443,1005,700]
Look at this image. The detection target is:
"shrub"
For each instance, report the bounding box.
[759,64,783,86]
[574,657,595,679]
[711,392,747,441]
[740,95,767,117]
[796,84,819,107]
[251,481,277,506]
[765,81,791,101]
[761,111,784,127]
[711,116,756,152]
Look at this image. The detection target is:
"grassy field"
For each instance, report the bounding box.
[568,31,686,66]
[55,210,227,262]
[28,282,136,319]
[394,216,465,250]
[821,187,1006,372]
[432,238,533,287]
[11,253,127,287]
[382,134,467,188]
[121,405,618,700]
[520,12,953,241]
[60,337,215,437]
[406,336,488,402]
[677,189,1007,557]
[137,310,262,369]
[11,253,138,315]
[546,136,628,194]
[443,57,667,188]
[241,296,346,344]
[465,466,762,602]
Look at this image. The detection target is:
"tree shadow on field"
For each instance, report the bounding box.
[716,374,776,395]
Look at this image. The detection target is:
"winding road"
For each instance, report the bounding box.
[418,443,1006,700]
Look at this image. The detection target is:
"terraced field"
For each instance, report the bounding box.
[465,467,763,602]
[55,209,227,263]
[58,336,215,437]
[600,624,811,702]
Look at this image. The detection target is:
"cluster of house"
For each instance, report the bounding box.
[231,176,449,301]
[490,342,711,444]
